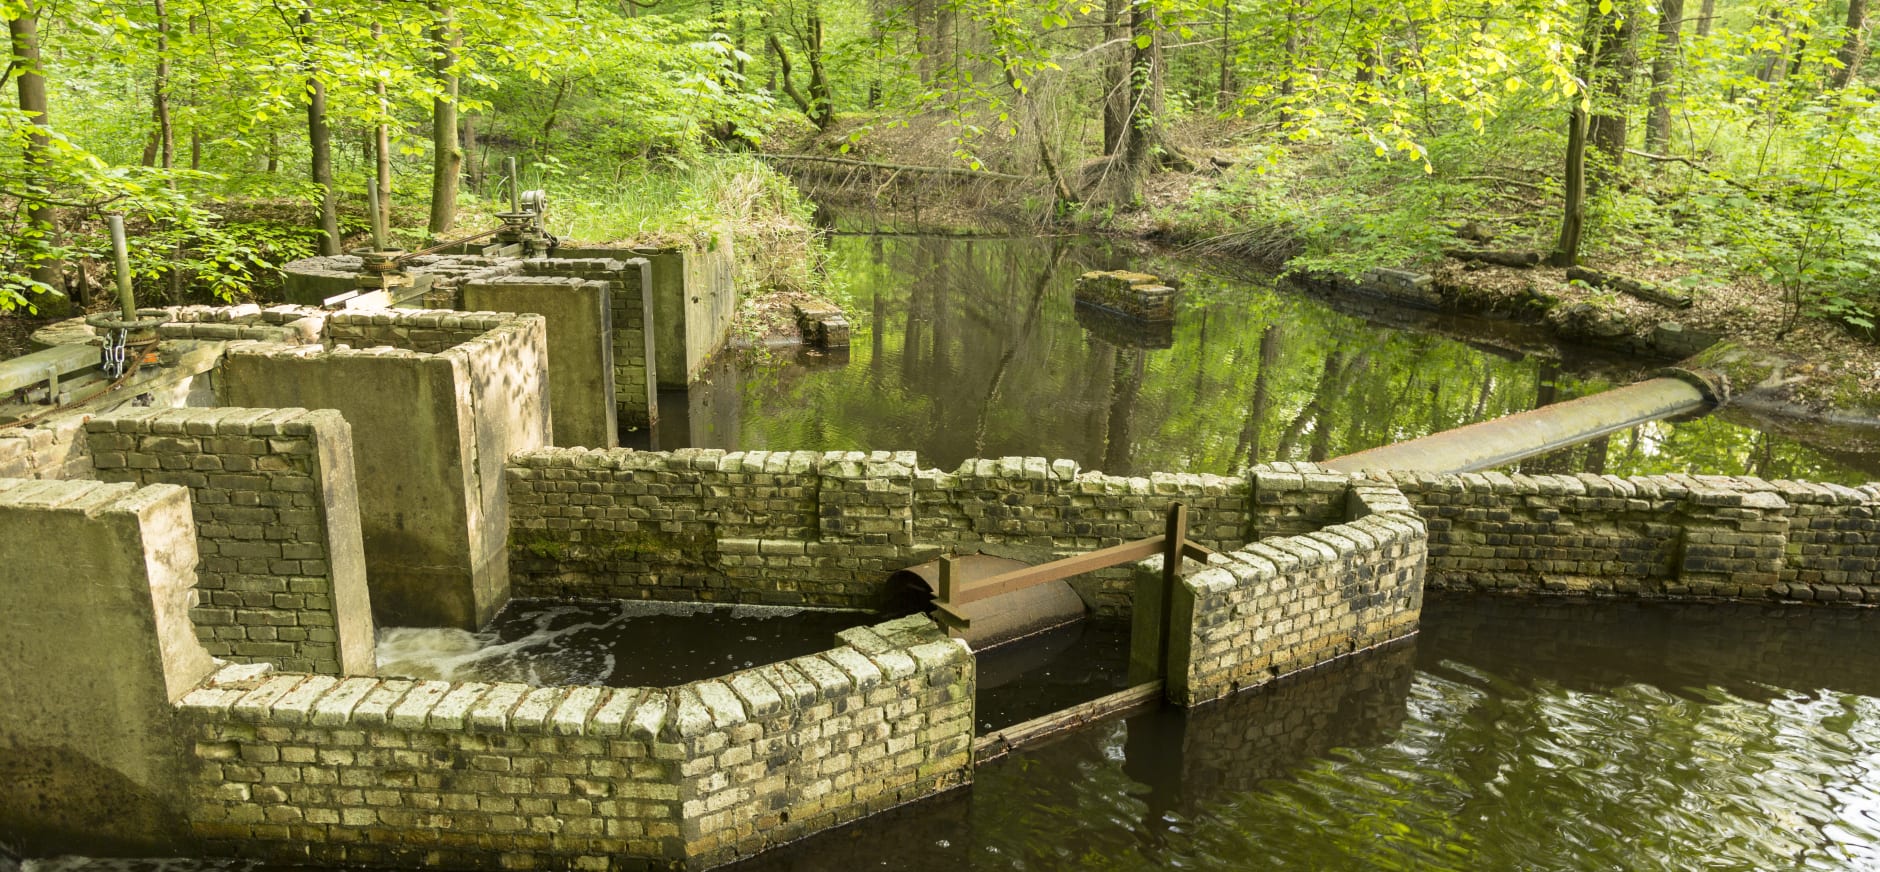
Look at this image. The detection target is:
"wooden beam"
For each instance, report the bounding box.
[1157,503,1186,674]
[973,681,1165,765]
[0,344,97,396]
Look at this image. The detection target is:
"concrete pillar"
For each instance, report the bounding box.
[0,479,215,855]
[462,276,619,449]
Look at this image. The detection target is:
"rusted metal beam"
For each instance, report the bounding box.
[949,536,1165,606]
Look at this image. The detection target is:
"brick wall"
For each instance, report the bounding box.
[519,258,657,429]
[85,407,375,675]
[323,310,514,354]
[505,448,1253,615]
[1359,470,1880,602]
[1168,478,1426,704]
[0,413,94,480]
[175,615,973,870]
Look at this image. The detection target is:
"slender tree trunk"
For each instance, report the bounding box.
[153,0,174,172]
[1696,0,1715,37]
[1587,0,1639,184]
[1550,101,1590,267]
[804,0,835,128]
[428,2,462,235]
[10,5,66,312]
[1645,0,1684,152]
[301,8,340,255]
[1832,0,1871,89]
[1216,0,1232,109]
[461,116,479,186]
[188,15,202,170]
[1102,0,1127,155]
[371,23,392,245]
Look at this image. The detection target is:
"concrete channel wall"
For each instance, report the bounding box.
[1356,470,1880,602]
[507,257,659,433]
[84,408,375,676]
[505,448,1252,614]
[219,312,551,630]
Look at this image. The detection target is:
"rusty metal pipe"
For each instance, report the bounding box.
[1324,375,1715,474]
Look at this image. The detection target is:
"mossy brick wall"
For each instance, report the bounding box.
[173,615,973,870]
[1073,271,1179,321]
[83,407,375,676]
[1354,470,1880,603]
[505,448,1253,615]
[1168,478,1426,705]
[518,258,658,430]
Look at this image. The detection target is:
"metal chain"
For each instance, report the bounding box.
[101,328,130,379]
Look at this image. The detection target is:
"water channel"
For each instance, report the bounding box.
[636,231,1880,485]
[19,230,1880,870]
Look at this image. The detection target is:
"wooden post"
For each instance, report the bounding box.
[938,555,955,606]
[1157,502,1187,675]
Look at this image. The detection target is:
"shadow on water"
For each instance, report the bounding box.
[635,232,1877,485]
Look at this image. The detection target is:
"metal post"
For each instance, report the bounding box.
[366,183,387,251]
[107,214,135,321]
[506,157,520,214]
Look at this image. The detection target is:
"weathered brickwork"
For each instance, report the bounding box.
[0,412,93,480]
[506,448,1253,615]
[175,615,973,870]
[84,407,375,676]
[322,310,515,354]
[1169,477,1426,705]
[1073,270,1180,321]
[519,258,657,429]
[1355,470,1880,602]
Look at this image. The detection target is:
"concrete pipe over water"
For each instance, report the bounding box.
[1324,370,1726,475]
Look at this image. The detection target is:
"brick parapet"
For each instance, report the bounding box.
[174,614,972,869]
[506,448,1253,615]
[1356,469,1880,602]
[84,407,375,675]
[1170,472,1426,705]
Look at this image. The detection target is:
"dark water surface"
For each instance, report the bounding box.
[634,232,1877,485]
[733,595,1880,872]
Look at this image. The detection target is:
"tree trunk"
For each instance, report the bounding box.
[1832,0,1871,89]
[428,2,462,235]
[153,0,174,172]
[1215,0,1232,110]
[804,0,834,128]
[461,116,479,187]
[1645,0,1684,153]
[10,6,66,312]
[1696,0,1715,37]
[1101,0,1127,155]
[301,7,340,255]
[372,23,392,246]
[1587,0,1638,185]
[1550,101,1590,267]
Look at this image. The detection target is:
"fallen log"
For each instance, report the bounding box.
[756,153,1032,182]
[1445,248,1542,268]
[1566,265,1694,310]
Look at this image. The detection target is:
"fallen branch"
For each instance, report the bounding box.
[1451,174,1553,194]
[1444,248,1542,268]
[757,153,1031,182]
[1626,148,1763,195]
[1566,265,1694,310]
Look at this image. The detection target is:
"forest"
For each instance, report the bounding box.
[0,0,1875,355]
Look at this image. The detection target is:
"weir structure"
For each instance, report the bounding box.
[0,254,1874,869]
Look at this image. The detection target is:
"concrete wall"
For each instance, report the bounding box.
[462,274,619,448]
[84,408,375,676]
[559,239,736,388]
[0,479,215,855]
[505,448,1251,614]
[513,257,658,432]
[175,614,972,869]
[1359,470,1880,602]
[219,312,550,630]
[1166,478,1426,705]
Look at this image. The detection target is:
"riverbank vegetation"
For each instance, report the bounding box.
[0,0,1875,403]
